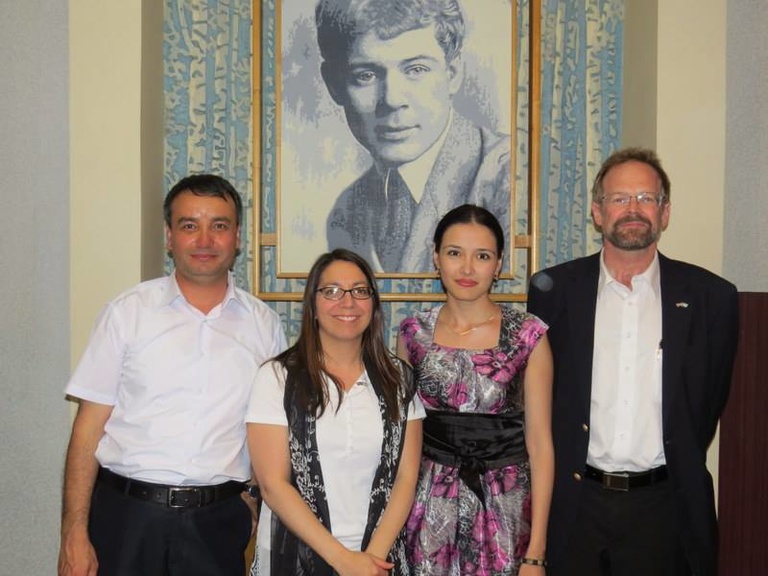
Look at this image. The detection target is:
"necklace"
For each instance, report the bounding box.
[443,311,498,336]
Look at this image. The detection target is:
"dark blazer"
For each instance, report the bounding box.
[326,113,510,273]
[527,252,739,576]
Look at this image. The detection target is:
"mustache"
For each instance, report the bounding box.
[615,214,651,227]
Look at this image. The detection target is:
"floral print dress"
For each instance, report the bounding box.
[400,304,547,576]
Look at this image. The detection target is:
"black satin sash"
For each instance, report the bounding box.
[422,410,528,508]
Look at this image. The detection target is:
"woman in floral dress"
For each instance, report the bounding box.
[397,205,554,575]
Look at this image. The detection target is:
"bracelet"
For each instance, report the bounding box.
[521,557,547,567]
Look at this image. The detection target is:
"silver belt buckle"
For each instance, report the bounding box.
[602,471,630,491]
[168,487,202,507]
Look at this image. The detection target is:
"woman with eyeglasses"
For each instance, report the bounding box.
[246,249,425,576]
[397,205,554,575]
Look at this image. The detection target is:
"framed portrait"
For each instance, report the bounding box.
[254,0,540,300]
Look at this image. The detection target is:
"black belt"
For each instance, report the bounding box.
[97,467,245,508]
[585,464,668,491]
[423,410,528,508]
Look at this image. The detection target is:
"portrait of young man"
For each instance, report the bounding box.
[275,0,513,274]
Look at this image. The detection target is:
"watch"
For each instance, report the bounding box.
[244,484,261,499]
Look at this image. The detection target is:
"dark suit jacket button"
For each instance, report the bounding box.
[582,423,589,432]
[573,472,583,481]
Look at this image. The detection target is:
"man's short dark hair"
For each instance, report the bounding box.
[163,174,243,227]
[315,0,465,65]
[591,147,672,204]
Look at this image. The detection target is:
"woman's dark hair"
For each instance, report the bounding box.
[433,204,505,256]
[274,249,403,421]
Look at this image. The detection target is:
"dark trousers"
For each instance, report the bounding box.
[549,478,692,576]
[89,479,251,576]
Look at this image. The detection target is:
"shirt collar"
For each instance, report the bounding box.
[598,250,661,299]
[378,109,453,204]
[159,270,246,313]
[158,272,184,307]
[356,368,371,387]
[223,272,249,311]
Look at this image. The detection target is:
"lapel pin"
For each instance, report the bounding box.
[676,302,689,308]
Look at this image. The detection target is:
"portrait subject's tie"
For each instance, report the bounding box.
[377,168,416,271]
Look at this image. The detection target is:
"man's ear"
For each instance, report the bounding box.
[164,224,174,259]
[660,201,671,232]
[446,54,464,96]
[591,201,604,233]
[321,61,345,106]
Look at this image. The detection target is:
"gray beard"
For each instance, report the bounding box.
[603,216,659,250]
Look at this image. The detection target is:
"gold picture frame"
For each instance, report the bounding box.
[253,0,540,301]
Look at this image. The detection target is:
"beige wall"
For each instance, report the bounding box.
[625,0,727,273]
[656,0,727,275]
[69,0,163,364]
[624,0,728,500]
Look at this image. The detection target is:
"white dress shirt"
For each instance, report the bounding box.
[65,271,287,485]
[247,360,425,573]
[588,251,666,472]
[382,110,453,205]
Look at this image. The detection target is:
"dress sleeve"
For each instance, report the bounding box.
[399,313,427,366]
[517,312,549,354]
[245,360,289,426]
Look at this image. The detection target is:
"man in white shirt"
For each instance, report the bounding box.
[317,0,511,272]
[58,174,287,576]
[528,148,739,576]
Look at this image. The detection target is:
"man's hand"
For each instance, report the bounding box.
[58,524,98,576]
[58,401,112,576]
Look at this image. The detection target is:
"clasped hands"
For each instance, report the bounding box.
[334,549,394,576]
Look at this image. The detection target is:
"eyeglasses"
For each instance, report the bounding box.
[600,193,666,207]
[316,285,375,301]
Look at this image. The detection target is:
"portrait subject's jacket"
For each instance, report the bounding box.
[527,252,739,576]
[326,113,511,273]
